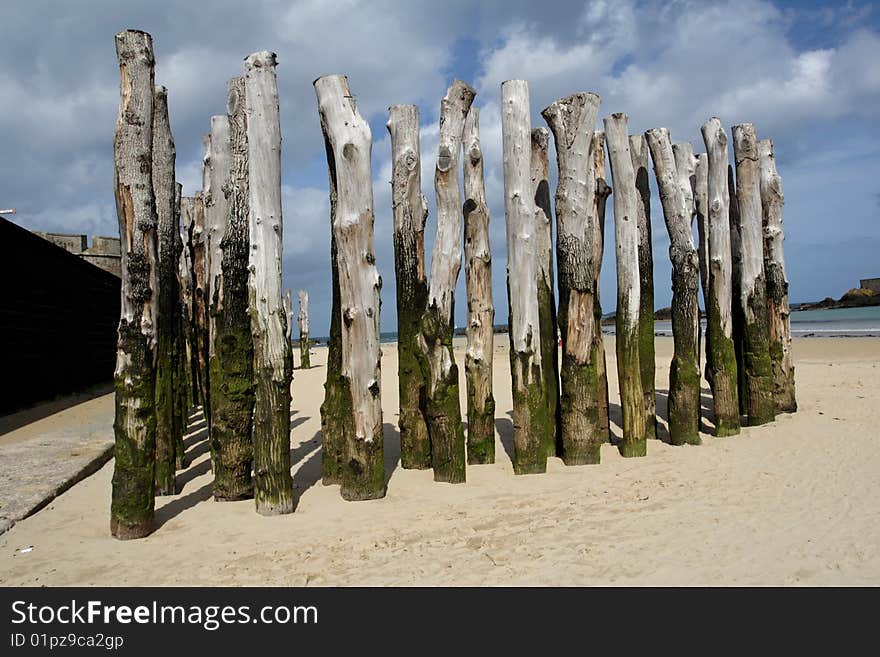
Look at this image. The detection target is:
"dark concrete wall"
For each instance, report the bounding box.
[0,218,120,415]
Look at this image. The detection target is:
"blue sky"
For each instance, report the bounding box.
[1,0,878,337]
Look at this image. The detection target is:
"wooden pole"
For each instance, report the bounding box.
[180,196,204,408]
[462,107,496,465]
[387,104,430,468]
[502,79,549,474]
[297,290,311,369]
[421,79,475,483]
[629,134,657,441]
[531,127,560,458]
[110,29,159,539]
[173,180,190,463]
[206,76,256,501]
[542,92,606,464]
[604,112,647,457]
[758,138,796,413]
[594,132,612,440]
[152,85,180,496]
[245,51,294,513]
[701,117,740,436]
[694,154,710,320]
[645,129,701,445]
[314,74,385,500]
[729,164,748,417]
[732,124,775,426]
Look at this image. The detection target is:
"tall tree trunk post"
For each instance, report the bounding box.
[701,118,741,436]
[645,130,701,445]
[314,74,385,500]
[181,196,202,407]
[462,107,496,465]
[208,75,256,501]
[111,29,159,540]
[187,192,209,413]
[420,80,475,483]
[246,51,294,514]
[729,164,748,417]
[758,138,797,413]
[732,124,775,426]
[542,92,606,465]
[530,127,560,458]
[604,113,647,457]
[297,290,311,369]
[152,85,179,496]
[694,153,710,379]
[173,180,190,466]
[502,79,549,474]
[387,104,430,468]
[629,134,657,441]
[594,132,612,440]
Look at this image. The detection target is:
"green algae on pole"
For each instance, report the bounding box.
[111,29,159,539]
[604,112,647,458]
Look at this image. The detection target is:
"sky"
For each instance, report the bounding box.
[1,0,878,337]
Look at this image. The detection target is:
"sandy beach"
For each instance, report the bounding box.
[1,336,878,586]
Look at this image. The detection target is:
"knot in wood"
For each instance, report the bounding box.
[343,143,356,160]
[437,146,453,172]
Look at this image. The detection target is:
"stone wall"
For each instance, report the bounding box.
[860,278,880,293]
[33,231,122,277]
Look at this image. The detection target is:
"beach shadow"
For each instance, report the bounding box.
[495,417,515,464]
[0,382,114,437]
[292,443,323,508]
[154,480,213,529]
[175,457,211,490]
[382,423,401,485]
[607,402,623,443]
[291,415,310,431]
[184,438,210,462]
[653,390,671,443]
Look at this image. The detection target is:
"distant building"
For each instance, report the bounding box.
[860,278,880,293]
[33,231,121,277]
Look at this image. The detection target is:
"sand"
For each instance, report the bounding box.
[1,336,878,586]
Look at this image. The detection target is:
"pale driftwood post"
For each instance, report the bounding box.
[629,134,657,441]
[462,107,495,464]
[209,75,255,501]
[245,51,294,513]
[604,113,647,457]
[542,92,606,464]
[645,129,701,445]
[732,124,775,426]
[531,127,560,458]
[173,181,190,457]
[701,118,740,436]
[152,85,179,496]
[729,164,747,417]
[502,80,549,474]
[314,74,385,500]
[111,29,159,539]
[283,289,294,373]
[297,290,311,369]
[694,154,710,319]
[180,196,200,406]
[387,104,430,468]
[758,138,797,413]
[421,80,475,483]
[594,132,612,439]
[186,192,209,413]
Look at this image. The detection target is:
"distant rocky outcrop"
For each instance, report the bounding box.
[798,287,880,310]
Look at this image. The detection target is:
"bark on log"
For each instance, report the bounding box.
[758,138,797,413]
[629,134,657,441]
[152,85,180,496]
[462,107,495,465]
[531,127,560,458]
[604,112,647,457]
[111,29,159,539]
[729,164,748,417]
[297,289,311,370]
[541,92,606,465]
[732,124,775,426]
[387,104,430,468]
[645,130,701,445]
[421,79,475,483]
[314,74,385,500]
[700,117,741,436]
[208,75,255,501]
[502,80,549,474]
[594,132,612,440]
[246,51,294,514]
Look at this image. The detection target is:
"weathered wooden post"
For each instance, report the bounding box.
[694,154,710,319]
[111,29,159,539]
[645,129,701,445]
[604,112,647,457]
[420,79,475,483]
[185,192,209,412]
[629,134,657,441]
[701,118,740,436]
[180,196,202,407]
[462,107,496,464]
[531,127,560,458]
[387,104,430,468]
[542,92,606,464]
[594,132,612,439]
[758,138,797,413]
[732,124,775,426]
[152,85,180,496]
[729,164,748,417]
[502,79,549,474]
[173,181,190,464]
[297,290,311,369]
[208,75,256,501]
[246,51,294,513]
[314,74,385,500]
